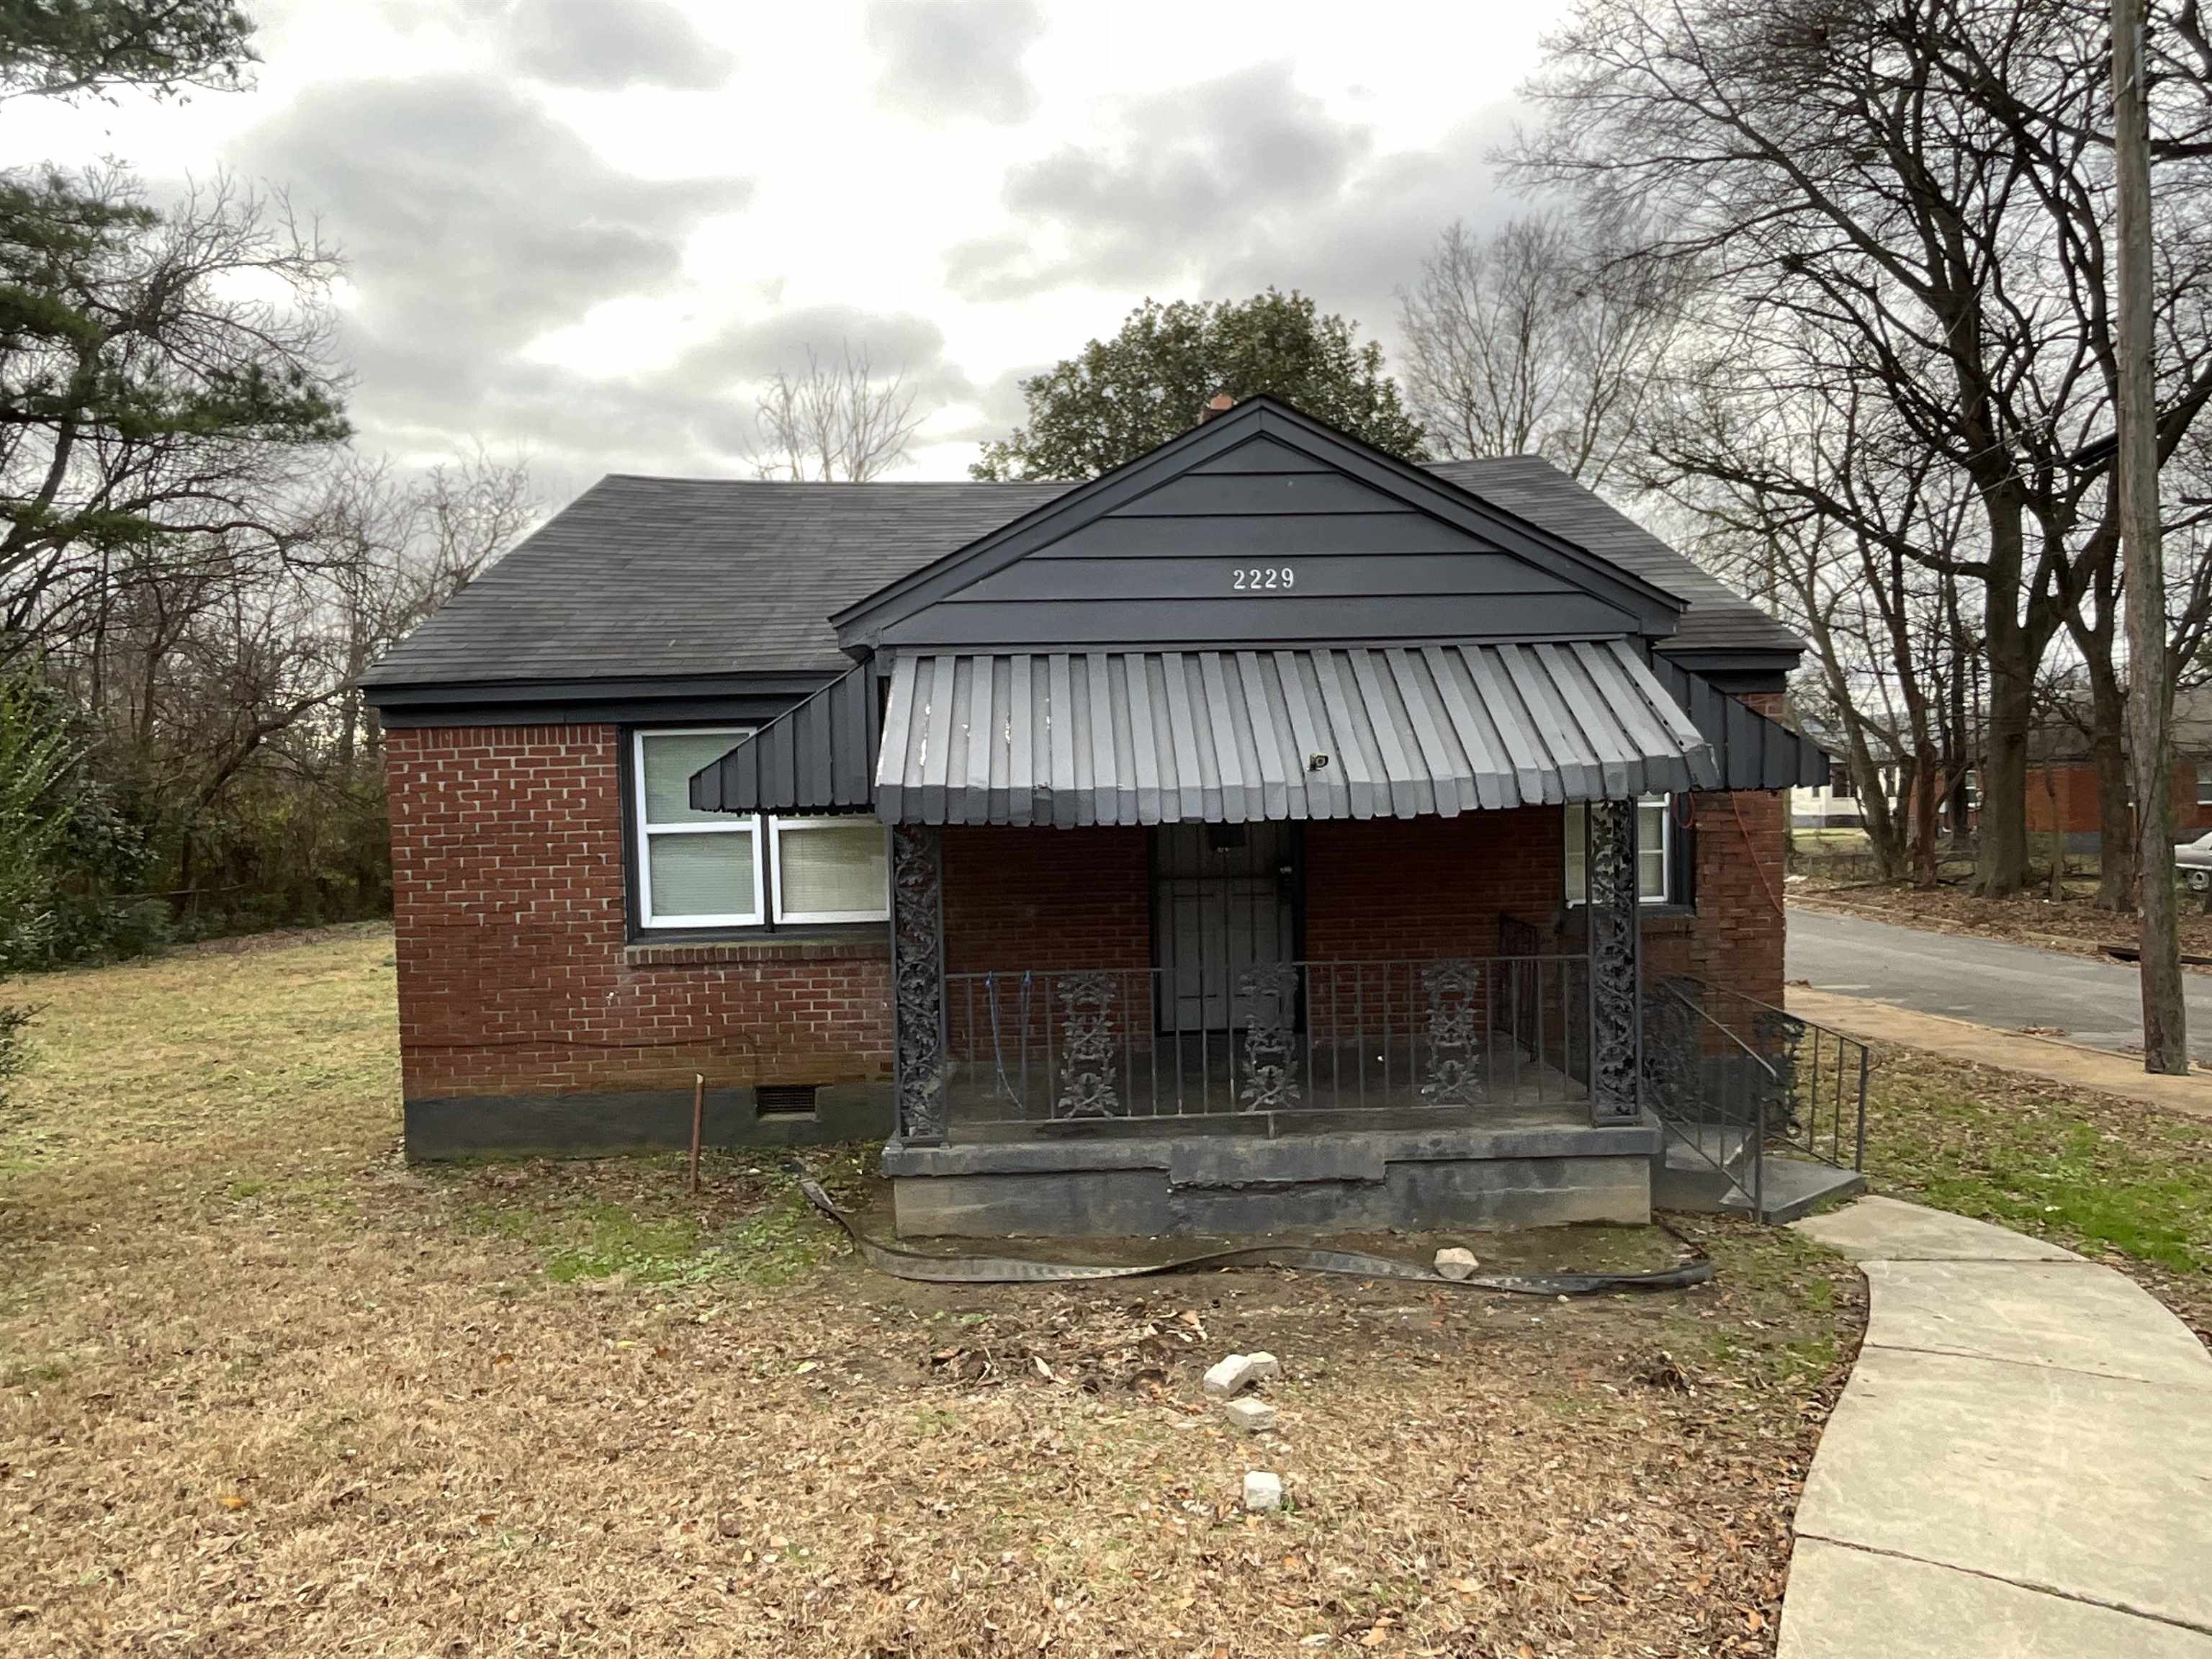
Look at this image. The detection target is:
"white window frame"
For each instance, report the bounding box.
[633,727,764,930]
[1564,797,1677,907]
[768,816,891,925]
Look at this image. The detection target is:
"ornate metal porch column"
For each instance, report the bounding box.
[889,823,948,1145]
[1585,797,1643,1124]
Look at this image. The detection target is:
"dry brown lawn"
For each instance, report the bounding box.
[1,926,1863,1658]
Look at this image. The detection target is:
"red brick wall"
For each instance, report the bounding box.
[1693,691,1789,1004]
[1302,808,1563,961]
[385,711,1794,1107]
[942,826,1151,973]
[2023,761,2206,836]
[384,723,891,1103]
[1686,786,1785,1002]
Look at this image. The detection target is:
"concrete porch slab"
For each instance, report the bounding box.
[1792,1341,2212,1632]
[1777,1538,2212,1659]
[1861,1258,2212,1385]
[1791,1193,2082,1262]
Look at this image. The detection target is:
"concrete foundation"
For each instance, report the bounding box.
[403,1081,892,1159]
[881,1118,1660,1237]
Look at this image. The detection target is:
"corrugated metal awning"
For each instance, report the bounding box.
[873,642,1720,826]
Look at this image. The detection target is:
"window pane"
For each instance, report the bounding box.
[1640,801,1668,900]
[1566,799,1670,904]
[641,731,747,826]
[647,830,755,920]
[778,821,887,917]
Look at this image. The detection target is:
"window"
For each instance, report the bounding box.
[2196,766,2211,808]
[1563,798,1674,906]
[634,729,763,928]
[770,817,889,924]
[631,729,890,932]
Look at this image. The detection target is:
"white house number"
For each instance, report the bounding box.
[1231,565,1296,591]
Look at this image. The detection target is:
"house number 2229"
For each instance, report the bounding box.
[1231,566,1295,590]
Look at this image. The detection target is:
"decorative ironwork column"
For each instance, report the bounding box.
[889,824,947,1145]
[1585,798,1642,1123]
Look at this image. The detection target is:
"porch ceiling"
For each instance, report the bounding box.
[873,641,1719,827]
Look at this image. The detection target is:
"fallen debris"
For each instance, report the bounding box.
[1202,1353,1262,1399]
[1242,1471,1283,1514]
[1434,1246,1479,1281]
[1223,1396,1278,1434]
[1244,1350,1281,1382]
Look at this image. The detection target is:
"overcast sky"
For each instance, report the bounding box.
[0,0,1558,500]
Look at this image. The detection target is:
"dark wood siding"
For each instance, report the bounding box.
[878,441,1636,649]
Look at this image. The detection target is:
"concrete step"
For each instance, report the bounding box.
[1654,1141,1866,1224]
[1718,1156,1868,1224]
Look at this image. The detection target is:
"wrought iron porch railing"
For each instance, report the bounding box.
[942,956,1592,1131]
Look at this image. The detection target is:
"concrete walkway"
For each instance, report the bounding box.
[1779,1195,2212,1658]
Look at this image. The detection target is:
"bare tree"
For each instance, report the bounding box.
[744,342,926,482]
[1661,359,1979,885]
[1397,210,1689,490]
[1510,0,2212,898]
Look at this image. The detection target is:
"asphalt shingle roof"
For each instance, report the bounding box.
[360,457,1799,693]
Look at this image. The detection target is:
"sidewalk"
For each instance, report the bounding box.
[1787,985,2212,1120]
[1779,1195,2212,1658]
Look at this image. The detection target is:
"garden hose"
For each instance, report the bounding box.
[795,1176,1713,1295]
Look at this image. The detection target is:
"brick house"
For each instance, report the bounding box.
[361,398,1840,1235]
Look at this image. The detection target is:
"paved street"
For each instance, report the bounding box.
[1786,906,2212,1065]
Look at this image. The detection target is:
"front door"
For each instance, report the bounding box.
[1153,824,1300,1032]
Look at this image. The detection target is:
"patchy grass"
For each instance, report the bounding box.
[1860,1046,2212,1341]
[1,925,1861,1657]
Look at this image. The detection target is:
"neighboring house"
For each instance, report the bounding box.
[2023,686,2212,852]
[360,397,1827,1236]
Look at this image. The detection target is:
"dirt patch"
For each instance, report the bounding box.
[1,927,1861,1657]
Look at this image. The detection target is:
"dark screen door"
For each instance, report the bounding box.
[1152,824,1299,1033]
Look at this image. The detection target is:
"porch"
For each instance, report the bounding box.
[881,804,1665,1237]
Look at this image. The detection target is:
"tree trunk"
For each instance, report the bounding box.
[2087,665,2138,911]
[2114,0,2188,1072]
[1978,627,2033,896]
[1909,746,1942,885]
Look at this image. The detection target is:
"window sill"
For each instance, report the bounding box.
[1557,903,1696,937]
[625,931,889,968]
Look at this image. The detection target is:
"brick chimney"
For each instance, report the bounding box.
[1200,391,1236,423]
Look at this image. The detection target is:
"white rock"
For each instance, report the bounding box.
[1434,1246,1480,1282]
[1242,1471,1283,1513]
[1243,1351,1282,1382]
[1202,1354,1259,1398]
[1223,1396,1278,1434]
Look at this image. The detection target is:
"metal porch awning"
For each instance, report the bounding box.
[873,642,1720,827]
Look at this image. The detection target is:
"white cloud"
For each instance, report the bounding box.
[0,0,1558,481]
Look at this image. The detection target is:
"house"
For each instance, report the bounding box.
[360,397,1833,1236]
[2023,686,2212,853]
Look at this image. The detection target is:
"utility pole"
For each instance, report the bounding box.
[2114,0,2188,1072]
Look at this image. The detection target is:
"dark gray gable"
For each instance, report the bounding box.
[831,400,1688,652]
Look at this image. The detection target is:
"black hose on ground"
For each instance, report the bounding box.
[796,1177,1713,1295]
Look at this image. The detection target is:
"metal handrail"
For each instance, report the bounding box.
[1645,978,1772,1218]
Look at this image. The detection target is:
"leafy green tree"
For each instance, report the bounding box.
[0,1,348,652]
[0,1,255,103]
[971,290,1425,480]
